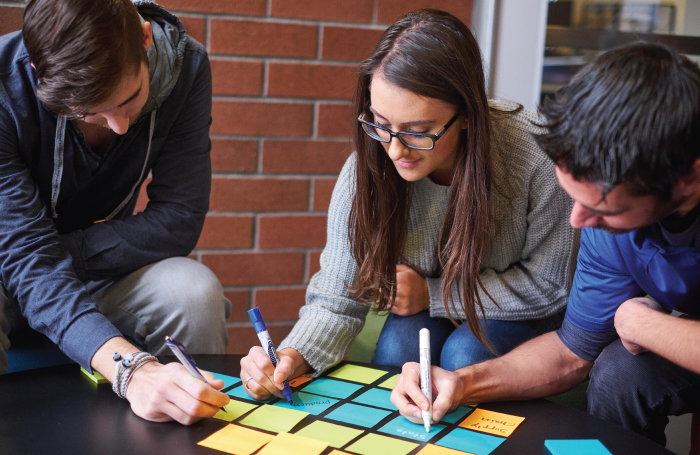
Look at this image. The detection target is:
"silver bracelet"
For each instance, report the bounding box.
[112,351,159,399]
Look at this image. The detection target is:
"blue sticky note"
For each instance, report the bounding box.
[227,385,275,403]
[210,372,240,391]
[301,378,363,399]
[436,428,505,455]
[352,388,396,410]
[273,391,338,415]
[441,405,474,424]
[378,416,446,442]
[545,439,612,455]
[324,403,393,428]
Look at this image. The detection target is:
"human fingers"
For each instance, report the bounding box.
[273,353,296,389]
[390,362,427,421]
[201,370,225,391]
[240,347,284,399]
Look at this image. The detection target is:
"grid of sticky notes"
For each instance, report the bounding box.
[197,362,525,455]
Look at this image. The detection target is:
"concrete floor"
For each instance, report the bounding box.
[666,414,692,454]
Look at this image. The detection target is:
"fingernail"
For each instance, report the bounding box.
[413,411,422,419]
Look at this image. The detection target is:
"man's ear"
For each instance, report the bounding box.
[142,21,153,51]
[30,62,36,71]
[673,158,700,198]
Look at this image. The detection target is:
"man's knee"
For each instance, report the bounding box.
[147,257,230,320]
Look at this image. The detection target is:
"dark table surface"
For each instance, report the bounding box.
[0,355,673,455]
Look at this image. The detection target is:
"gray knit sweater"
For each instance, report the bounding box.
[279,100,578,375]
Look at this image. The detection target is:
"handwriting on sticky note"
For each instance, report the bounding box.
[458,408,525,437]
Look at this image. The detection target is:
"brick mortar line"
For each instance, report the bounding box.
[209,55,362,66]
[212,95,353,103]
[210,134,352,140]
[205,211,329,216]
[210,173,342,179]
[223,284,307,291]
[198,14,389,28]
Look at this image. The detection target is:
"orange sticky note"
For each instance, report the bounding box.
[328,451,352,455]
[197,424,274,455]
[289,376,313,387]
[416,443,474,455]
[458,408,525,437]
[257,432,328,455]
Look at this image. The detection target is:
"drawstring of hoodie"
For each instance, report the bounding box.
[49,109,156,221]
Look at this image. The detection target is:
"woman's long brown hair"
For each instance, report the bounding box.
[349,9,500,350]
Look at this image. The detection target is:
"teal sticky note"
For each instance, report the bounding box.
[352,388,396,410]
[227,385,275,403]
[301,378,363,399]
[545,439,612,455]
[436,428,505,455]
[441,405,474,424]
[324,403,393,428]
[210,372,240,391]
[378,416,446,442]
[273,391,338,415]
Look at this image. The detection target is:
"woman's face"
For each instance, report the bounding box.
[368,73,465,185]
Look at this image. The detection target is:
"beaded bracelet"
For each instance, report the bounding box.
[112,351,159,399]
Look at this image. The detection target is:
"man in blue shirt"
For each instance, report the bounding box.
[0,0,230,423]
[391,43,700,445]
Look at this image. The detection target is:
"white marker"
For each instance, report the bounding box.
[419,328,433,432]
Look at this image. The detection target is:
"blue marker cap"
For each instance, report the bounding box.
[247,307,267,334]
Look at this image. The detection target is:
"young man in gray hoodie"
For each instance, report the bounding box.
[0,0,231,423]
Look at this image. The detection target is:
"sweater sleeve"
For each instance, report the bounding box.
[427,111,578,322]
[278,154,371,375]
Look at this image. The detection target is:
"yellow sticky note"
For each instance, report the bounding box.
[416,443,474,455]
[328,451,352,455]
[257,432,328,455]
[327,364,388,384]
[197,424,274,455]
[377,374,399,389]
[458,408,525,437]
[213,399,259,421]
[80,367,109,384]
[239,404,309,433]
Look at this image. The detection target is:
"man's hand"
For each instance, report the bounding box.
[390,362,465,424]
[615,297,670,355]
[389,265,430,316]
[239,347,309,401]
[125,361,230,425]
[91,337,229,425]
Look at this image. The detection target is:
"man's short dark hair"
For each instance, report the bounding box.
[23,0,148,117]
[535,43,700,200]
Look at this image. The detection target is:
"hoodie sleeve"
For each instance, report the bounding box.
[0,93,121,370]
[59,43,212,280]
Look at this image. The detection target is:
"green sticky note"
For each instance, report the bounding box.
[346,433,418,455]
[212,399,259,422]
[377,374,399,390]
[80,367,109,384]
[239,404,309,434]
[327,364,388,384]
[294,420,364,448]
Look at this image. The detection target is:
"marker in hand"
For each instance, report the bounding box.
[247,307,294,404]
[419,328,433,432]
[165,335,227,413]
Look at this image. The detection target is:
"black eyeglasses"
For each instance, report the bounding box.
[357,108,461,150]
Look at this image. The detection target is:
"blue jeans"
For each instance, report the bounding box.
[588,339,700,446]
[371,309,565,371]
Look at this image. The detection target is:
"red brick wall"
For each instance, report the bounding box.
[0,0,472,354]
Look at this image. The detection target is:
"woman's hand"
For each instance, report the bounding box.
[239,347,309,400]
[389,264,430,316]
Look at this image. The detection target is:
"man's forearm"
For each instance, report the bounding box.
[617,302,700,374]
[91,337,142,382]
[457,331,592,403]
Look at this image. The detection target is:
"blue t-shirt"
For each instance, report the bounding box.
[557,212,700,361]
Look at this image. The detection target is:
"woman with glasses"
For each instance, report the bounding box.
[240,9,577,400]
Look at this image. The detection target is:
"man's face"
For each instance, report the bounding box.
[78,61,149,135]
[555,166,682,234]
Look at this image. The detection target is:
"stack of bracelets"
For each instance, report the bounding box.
[112,351,159,399]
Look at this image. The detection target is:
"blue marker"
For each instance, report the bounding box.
[247,307,294,404]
